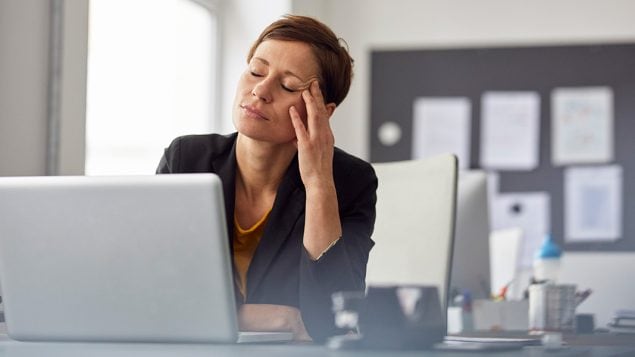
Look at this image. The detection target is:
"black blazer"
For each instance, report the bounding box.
[156,132,377,341]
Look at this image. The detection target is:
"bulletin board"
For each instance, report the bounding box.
[369,43,635,252]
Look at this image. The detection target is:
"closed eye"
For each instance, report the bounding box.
[250,71,264,77]
[281,84,297,93]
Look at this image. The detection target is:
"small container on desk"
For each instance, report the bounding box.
[529,283,577,333]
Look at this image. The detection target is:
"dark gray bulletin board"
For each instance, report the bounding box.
[370,43,635,251]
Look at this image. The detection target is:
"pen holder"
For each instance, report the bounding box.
[330,285,445,350]
[528,283,577,333]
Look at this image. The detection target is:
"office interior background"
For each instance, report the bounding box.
[1,0,634,329]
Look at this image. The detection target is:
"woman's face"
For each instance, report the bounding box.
[232,40,320,144]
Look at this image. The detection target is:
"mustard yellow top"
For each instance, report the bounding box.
[233,209,271,301]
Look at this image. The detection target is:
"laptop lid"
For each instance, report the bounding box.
[0,174,239,343]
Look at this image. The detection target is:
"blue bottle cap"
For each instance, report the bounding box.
[536,234,561,259]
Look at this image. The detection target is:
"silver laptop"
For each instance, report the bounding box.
[0,174,291,343]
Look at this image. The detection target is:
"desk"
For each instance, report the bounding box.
[0,334,634,357]
[457,330,635,346]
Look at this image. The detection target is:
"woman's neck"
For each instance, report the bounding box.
[235,134,297,199]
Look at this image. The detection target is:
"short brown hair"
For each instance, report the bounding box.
[247,15,354,106]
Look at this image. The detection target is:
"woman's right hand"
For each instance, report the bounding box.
[237,304,312,341]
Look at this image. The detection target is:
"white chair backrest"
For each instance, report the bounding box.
[368,154,458,308]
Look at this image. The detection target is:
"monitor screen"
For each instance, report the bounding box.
[449,170,491,300]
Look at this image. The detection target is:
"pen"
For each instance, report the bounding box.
[575,289,592,307]
[493,281,511,301]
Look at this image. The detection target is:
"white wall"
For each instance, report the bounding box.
[218,0,291,134]
[293,0,635,328]
[0,0,50,176]
[0,0,87,176]
[560,253,634,328]
[58,1,88,175]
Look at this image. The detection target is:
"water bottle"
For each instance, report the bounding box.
[533,234,562,283]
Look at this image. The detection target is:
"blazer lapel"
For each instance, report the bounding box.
[210,136,238,245]
[246,156,305,298]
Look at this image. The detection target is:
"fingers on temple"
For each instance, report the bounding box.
[310,80,325,103]
[303,81,327,132]
[289,106,308,141]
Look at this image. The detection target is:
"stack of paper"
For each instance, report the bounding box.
[608,309,635,334]
[437,336,541,351]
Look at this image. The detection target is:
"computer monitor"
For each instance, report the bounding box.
[449,170,491,300]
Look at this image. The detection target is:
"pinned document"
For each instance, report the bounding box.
[480,91,540,170]
[412,97,471,169]
[565,165,622,242]
[490,192,550,268]
[489,228,522,298]
[552,86,614,165]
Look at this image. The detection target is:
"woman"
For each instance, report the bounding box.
[157,15,377,342]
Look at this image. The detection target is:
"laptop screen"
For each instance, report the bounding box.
[0,174,239,343]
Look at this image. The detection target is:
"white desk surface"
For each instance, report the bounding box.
[1,334,635,357]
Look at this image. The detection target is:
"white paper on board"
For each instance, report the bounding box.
[412,97,471,169]
[565,165,622,242]
[552,86,614,165]
[490,192,550,268]
[480,91,540,171]
[489,228,522,296]
[486,171,500,218]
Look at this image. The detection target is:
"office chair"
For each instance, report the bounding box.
[367,154,458,309]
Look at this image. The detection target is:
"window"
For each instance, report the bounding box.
[85,0,218,175]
